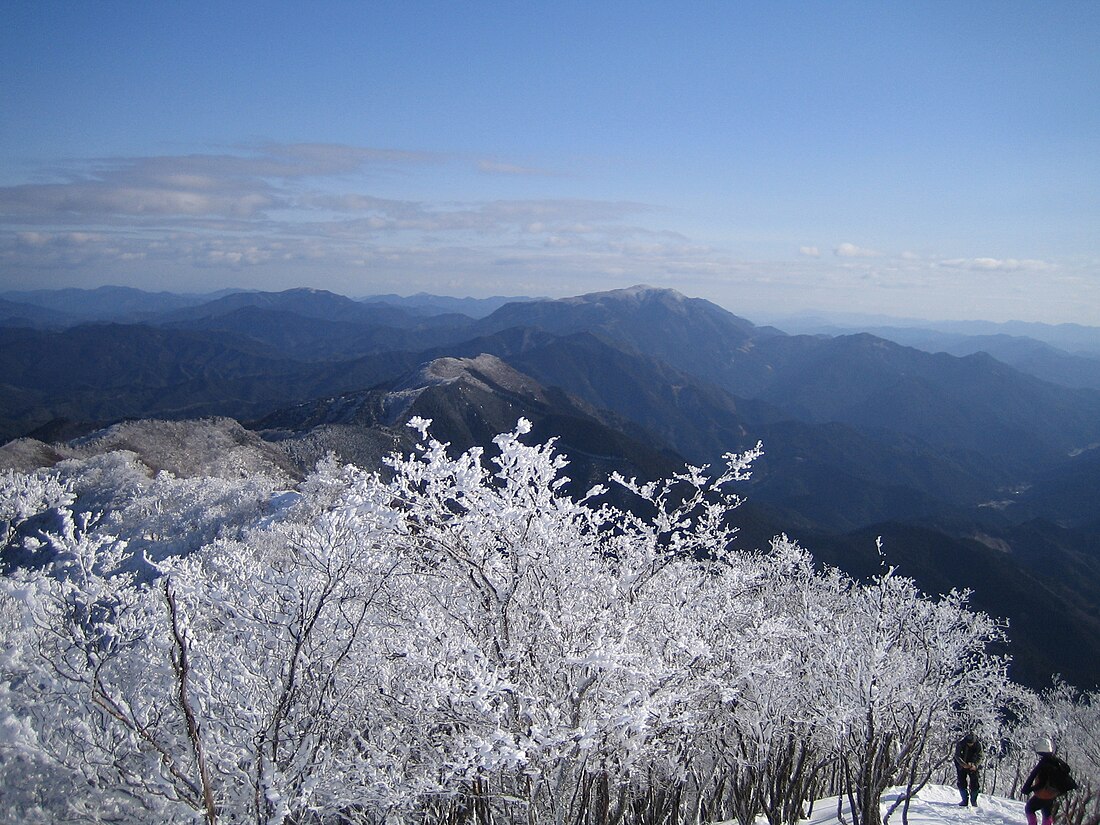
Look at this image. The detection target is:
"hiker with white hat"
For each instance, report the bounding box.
[1022,737,1078,825]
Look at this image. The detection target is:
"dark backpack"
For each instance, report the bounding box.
[1046,756,1078,794]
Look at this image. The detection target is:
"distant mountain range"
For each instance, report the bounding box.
[3,283,1100,689]
[769,313,1100,388]
[359,292,539,318]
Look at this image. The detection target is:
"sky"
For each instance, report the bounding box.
[1,1,1098,324]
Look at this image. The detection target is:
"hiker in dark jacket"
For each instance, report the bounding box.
[1023,737,1076,825]
[954,732,983,806]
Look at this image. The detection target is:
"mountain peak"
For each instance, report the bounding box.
[393,354,545,400]
[563,284,687,306]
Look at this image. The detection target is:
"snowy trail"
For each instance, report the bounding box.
[877,785,1024,825]
[875,785,1022,825]
[719,785,1028,825]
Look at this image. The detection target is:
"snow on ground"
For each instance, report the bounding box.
[719,785,1025,825]
[872,785,1022,825]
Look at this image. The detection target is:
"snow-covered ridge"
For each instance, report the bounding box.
[390,354,532,394]
[558,283,686,305]
[0,417,295,479]
[384,353,551,423]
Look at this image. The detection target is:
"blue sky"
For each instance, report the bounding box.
[2,1,1098,323]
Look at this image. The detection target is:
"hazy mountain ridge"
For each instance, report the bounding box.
[359,292,540,318]
[749,336,1100,472]
[769,315,1100,388]
[160,286,423,326]
[766,311,1100,353]
[0,296,81,328]
[160,305,473,362]
[0,285,239,324]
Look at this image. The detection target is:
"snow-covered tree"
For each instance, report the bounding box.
[810,554,1010,825]
[0,421,1026,824]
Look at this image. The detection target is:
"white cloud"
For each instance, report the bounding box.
[799,246,821,257]
[835,242,880,258]
[16,231,49,247]
[938,257,1054,272]
[0,144,450,223]
[306,197,662,240]
[0,145,649,258]
[0,172,282,219]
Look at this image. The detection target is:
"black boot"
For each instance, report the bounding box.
[970,793,978,807]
